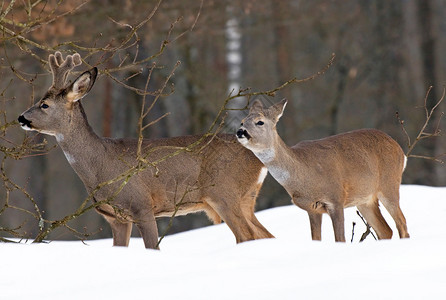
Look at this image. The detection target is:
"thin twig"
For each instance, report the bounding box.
[351,222,356,243]
[356,210,377,242]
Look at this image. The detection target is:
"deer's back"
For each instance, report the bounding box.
[97,133,263,213]
[290,129,405,203]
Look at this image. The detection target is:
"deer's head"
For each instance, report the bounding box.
[18,52,97,137]
[236,99,287,152]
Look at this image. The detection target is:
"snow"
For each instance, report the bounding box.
[2,185,446,299]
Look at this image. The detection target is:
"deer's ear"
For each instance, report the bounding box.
[249,99,264,113]
[66,68,97,103]
[269,99,287,122]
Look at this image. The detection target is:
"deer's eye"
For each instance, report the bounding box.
[41,103,49,109]
[256,121,264,126]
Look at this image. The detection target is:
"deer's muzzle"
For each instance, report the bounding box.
[236,129,251,140]
[18,115,32,129]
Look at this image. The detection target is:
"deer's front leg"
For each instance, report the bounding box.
[292,194,328,214]
[308,212,322,241]
[327,204,346,242]
[293,195,325,240]
[109,219,132,247]
[134,208,159,250]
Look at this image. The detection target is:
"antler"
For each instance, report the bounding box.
[49,51,82,89]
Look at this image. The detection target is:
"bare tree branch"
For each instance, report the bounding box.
[396,85,445,163]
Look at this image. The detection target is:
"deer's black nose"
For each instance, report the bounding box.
[236,129,245,138]
[237,129,251,139]
[18,115,31,127]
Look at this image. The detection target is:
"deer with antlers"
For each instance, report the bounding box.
[18,52,274,249]
[237,99,410,242]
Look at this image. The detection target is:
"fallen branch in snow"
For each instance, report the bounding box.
[350,222,356,243]
[356,210,377,242]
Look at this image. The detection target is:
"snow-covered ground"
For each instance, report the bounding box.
[2,185,446,299]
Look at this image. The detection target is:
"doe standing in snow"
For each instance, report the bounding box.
[18,52,274,249]
[236,99,410,242]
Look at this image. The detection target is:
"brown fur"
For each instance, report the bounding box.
[18,52,274,249]
[237,99,409,242]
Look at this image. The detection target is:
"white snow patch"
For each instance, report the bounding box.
[2,185,446,300]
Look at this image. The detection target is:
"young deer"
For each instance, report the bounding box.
[236,99,410,242]
[18,52,274,249]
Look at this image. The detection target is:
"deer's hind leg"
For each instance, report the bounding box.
[243,209,275,239]
[357,199,393,240]
[378,188,410,238]
[240,185,274,239]
[203,204,222,225]
[204,193,257,243]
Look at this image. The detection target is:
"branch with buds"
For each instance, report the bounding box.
[1,0,202,97]
[396,86,446,163]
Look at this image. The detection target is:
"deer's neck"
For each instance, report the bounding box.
[54,103,105,183]
[252,135,301,186]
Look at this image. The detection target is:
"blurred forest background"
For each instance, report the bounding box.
[1,0,445,242]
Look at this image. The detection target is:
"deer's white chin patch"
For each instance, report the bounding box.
[20,124,33,131]
[21,125,55,137]
[36,129,56,136]
[237,136,249,146]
